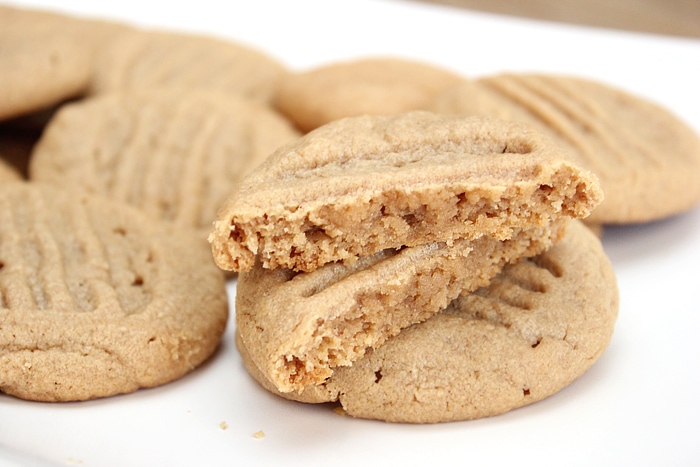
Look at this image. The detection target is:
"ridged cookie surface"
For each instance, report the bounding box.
[90,28,288,103]
[238,220,619,423]
[0,182,228,401]
[431,74,700,224]
[30,88,300,238]
[210,112,603,272]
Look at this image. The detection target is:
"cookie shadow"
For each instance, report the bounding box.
[600,206,700,265]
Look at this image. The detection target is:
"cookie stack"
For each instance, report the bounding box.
[209,111,618,422]
[207,56,698,422]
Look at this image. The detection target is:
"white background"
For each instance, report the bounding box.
[1,1,699,465]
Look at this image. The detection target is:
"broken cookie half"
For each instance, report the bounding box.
[209,111,602,273]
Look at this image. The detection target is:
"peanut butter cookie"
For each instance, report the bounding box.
[0,182,228,401]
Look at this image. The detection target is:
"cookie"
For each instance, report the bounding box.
[273,57,464,133]
[209,112,603,273]
[0,32,90,122]
[29,88,300,239]
[0,182,228,401]
[236,218,568,393]
[89,28,288,103]
[238,220,619,423]
[431,74,700,224]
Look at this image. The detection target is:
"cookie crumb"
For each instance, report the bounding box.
[219,421,228,430]
[253,430,265,439]
[332,406,348,416]
[66,457,83,465]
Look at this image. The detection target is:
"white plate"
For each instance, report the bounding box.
[2,1,700,466]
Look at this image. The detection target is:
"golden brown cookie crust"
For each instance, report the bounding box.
[210,112,603,273]
[238,220,619,423]
[0,182,228,402]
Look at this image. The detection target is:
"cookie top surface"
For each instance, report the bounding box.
[238,220,619,423]
[273,57,464,133]
[0,32,91,121]
[90,28,288,103]
[0,182,228,401]
[236,219,567,393]
[431,74,700,224]
[29,88,300,238]
[210,111,603,272]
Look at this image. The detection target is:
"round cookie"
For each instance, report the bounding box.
[237,220,619,423]
[431,74,700,224]
[273,57,465,133]
[29,88,300,239]
[209,111,603,273]
[89,28,288,103]
[0,182,229,402]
